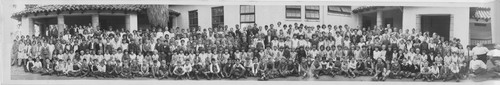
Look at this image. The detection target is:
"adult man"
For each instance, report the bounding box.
[487,44,500,66]
[472,43,490,63]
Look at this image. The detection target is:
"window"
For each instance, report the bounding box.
[328,6,351,15]
[286,5,301,19]
[474,23,487,26]
[305,5,320,19]
[188,10,198,29]
[240,5,255,23]
[212,6,224,28]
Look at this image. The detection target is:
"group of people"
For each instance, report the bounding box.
[11,22,500,81]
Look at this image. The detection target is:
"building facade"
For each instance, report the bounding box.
[170,5,490,46]
[169,5,361,30]
[12,5,180,36]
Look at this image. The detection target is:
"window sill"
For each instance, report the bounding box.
[327,13,351,17]
[306,19,320,22]
[285,19,302,22]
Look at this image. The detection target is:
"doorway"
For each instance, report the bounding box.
[420,15,451,40]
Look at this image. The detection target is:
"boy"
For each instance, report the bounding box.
[68,59,82,77]
[389,60,402,79]
[41,59,55,75]
[231,59,247,79]
[173,61,185,80]
[372,59,386,81]
[445,62,461,82]
[151,60,161,78]
[159,60,170,79]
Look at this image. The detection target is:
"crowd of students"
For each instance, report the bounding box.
[11,22,500,81]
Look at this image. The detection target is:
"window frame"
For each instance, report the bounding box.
[211,6,224,28]
[285,5,302,19]
[188,10,198,29]
[240,5,256,24]
[305,5,320,20]
[327,6,352,15]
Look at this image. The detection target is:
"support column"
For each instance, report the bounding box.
[57,15,65,34]
[92,14,99,30]
[358,14,363,28]
[493,0,500,44]
[126,14,138,31]
[376,11,383,28]
[21,16,34,35]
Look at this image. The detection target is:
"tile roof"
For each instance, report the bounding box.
[11,5,180,18]
[351,6,385,13]
[13,5,142,17]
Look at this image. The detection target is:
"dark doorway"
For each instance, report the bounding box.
[33,17,58,37]
[421,15,451,40]
[361,12,377,30]
[64,16,92,26]
[168,16,174,31]
[99,15,126,31]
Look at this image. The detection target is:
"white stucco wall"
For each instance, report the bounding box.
[169,5,359,29]
[493,1,500,44]
[402,7,470,45]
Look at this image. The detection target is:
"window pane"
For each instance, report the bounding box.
[306,5,319,10]
[306,10,319,19]
[286,9,301,18]
[328,6,342,12]
[286,5,301,9]
[212,6,224,28]
[286,5,301,18]
[328,6,351,15]
[189,10,198,27]
[241,15,255,22]
[241,5,255,13]
[340,6,351,12]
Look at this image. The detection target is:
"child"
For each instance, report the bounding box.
[25,58,34,72]
[183,59,193,79]
[389,60,402,79]
[55,60,66,76]
[121,60,133,79]
[68,59,82,77]
[151,60,161,78]
[90,59,100,78]
[139,60,151,77]
[415,63,432,81]
[430,63,440,81]
[231,59,246,79]
[326,59,336,77]
[130,60,141,78]
[159,60,170,79]
[341,60,350,78]
[41,59,55,75]
[97,60,107,78]
[251,58,260,77]
[79,59,90,78]
[33,58,43,73]
[347,59,357,78]
[372,58,386,81]
[445,62,460,82]
[208,59,221,79]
